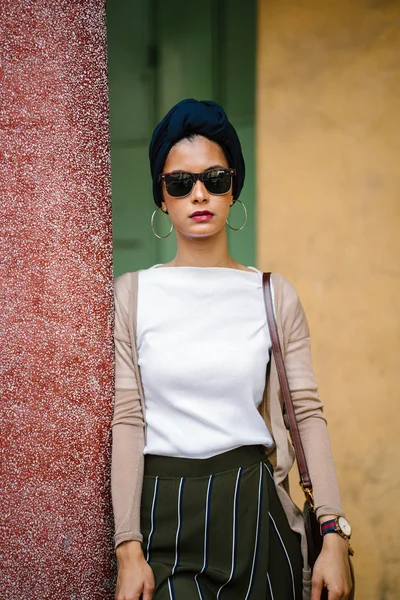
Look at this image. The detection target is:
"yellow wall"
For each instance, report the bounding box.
[257,1,400,598]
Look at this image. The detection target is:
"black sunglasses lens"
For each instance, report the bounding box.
[164,170,233,197]
[203,170,232,194]
[165,172,194,197]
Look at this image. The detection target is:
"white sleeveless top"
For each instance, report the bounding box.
[137,266,274,458]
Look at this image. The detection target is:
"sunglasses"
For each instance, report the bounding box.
[158,168,236,198]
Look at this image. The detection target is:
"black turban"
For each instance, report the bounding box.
[149,98,245,207]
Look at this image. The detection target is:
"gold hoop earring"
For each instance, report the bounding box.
[151,208,174,239]
[226,200,247,231]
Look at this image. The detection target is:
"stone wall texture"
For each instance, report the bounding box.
[0,1,114,597]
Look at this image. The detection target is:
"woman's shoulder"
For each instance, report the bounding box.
[114,269,138,286]
[270,272,304,317]
[270,273,310,338]
[270,272,299,298]
[114,270,142,303]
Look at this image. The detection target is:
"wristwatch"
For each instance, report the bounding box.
[321,516,352,540]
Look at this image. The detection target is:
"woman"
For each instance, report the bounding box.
[112,99,352,600]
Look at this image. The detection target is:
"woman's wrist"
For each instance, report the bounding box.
[318,513,338,525]
[322,531,349,549]
[116,540,144,563]
[319,517,352,555]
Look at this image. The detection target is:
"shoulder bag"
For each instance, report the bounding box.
[262,272,355,600]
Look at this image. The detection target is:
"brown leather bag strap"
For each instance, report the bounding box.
[262,273,314,502]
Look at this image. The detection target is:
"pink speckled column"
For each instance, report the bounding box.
[0,1,114,598]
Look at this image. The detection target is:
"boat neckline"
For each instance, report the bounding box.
[151,264,260,274]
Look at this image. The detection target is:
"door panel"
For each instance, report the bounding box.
[107,0,257,274]
[155,0,214,119]
[107,0,153,143]
[107,0,157,275]
[227,124,255,267]
[223,0,256,125]
[111,147,157,274]
[154,0,215,264]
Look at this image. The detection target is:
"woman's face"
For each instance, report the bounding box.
[160,135,233,240]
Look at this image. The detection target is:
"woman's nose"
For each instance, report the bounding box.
[191,179,208,202]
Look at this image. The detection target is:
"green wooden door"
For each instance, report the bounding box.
[107,0,256,276]
[107,0,157,275]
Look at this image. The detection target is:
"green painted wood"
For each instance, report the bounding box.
[107,0,256,275]
[107,0,157,275]
[155,0,214,119]
[107,0,153,143]
[154,0,214,263]
[111,146,157,273]
[222,0,256,125]
[227,124,256,268]
[220,0,257,268]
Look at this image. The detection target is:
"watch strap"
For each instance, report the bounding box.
[320,519,338,535]
[321,518,351,539]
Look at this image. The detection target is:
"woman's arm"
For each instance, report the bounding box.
[112,388,144,546]
[112,276,154,600]
[279,276,352,599]
[281,280,344,519]
[112,275,145,545]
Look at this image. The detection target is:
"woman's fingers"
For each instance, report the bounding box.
[115,560,155,600]
[142,578,155,600]
[115,541,155,600]
[311,570,324,600]
[311,534,353,600]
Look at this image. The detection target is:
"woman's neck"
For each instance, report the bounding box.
[167,256,239,269]
[165,231,247,270]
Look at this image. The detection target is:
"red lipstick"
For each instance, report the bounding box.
[189,210,214,222]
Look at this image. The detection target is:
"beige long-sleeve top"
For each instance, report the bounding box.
[112,270,345,600]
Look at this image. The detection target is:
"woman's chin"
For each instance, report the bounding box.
[181,226,225,241]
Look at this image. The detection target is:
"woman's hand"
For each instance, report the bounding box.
[311,533,352,600]
[115,540,155,600]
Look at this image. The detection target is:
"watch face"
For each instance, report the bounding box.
[338,517,352,536]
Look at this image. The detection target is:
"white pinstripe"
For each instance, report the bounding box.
[244,462,263,600]
[263,461,274,481]
[195,475,213,599]
[267,573,275,599]
[216,467,242,600]
[268,511,296,600]
[167,576,174,599]
[171,477,184,575]
[146,476,159,562]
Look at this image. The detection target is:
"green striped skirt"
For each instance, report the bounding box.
[141,445,303,599]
